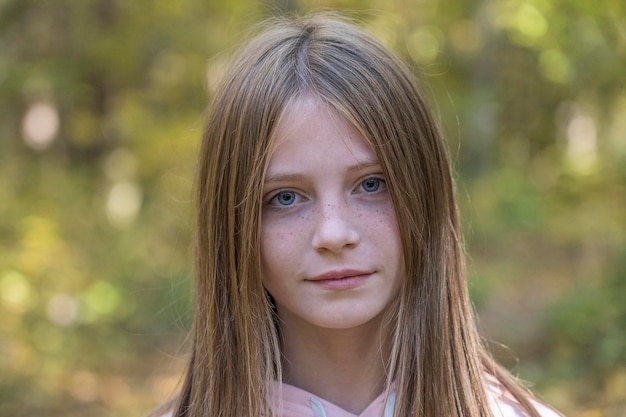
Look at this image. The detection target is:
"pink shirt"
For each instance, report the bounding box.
[272,379,563,417]
[159,378,563,417]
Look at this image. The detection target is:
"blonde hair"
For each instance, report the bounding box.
[168,12,543,417]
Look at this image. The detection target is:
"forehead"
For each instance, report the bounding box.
[267,96,376,171]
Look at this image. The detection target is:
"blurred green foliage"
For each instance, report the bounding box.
[0,0,624,416]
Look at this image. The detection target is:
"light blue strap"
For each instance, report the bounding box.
[383,392,396,417]
[310,396,328,417]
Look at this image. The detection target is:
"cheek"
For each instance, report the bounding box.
[261,221,300,252]
[370,204,404,268]
[260,218,307,278]
[364,203,401,240]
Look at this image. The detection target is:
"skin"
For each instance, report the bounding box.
[260,96,404,413]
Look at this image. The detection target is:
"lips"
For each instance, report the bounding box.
[306,269,373,290]
[308,269,372,281]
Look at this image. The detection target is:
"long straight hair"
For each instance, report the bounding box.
[170,13,543,417]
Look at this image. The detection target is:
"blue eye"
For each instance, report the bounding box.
[271,191,298,206]
[361,177,384,193]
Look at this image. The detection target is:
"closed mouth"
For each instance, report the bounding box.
[307,269,373,282]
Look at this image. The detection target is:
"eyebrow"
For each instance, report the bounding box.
[263,159,382,184]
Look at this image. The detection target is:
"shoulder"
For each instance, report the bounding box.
[486,376,564,417]
[490,396,563,417]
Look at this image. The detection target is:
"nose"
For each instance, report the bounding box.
[311,202,360,253]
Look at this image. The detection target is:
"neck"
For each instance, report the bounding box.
[279,312,393,414]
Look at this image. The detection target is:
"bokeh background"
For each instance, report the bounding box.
[1,0,624,416]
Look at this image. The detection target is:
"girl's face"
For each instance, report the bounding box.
[260,96,404,331]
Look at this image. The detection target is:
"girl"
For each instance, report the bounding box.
[156,12,563,417]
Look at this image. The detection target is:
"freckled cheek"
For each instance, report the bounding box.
[262,216,309,245]
[357,203,400,235]
[384,208,403,251]
[260,216,311,273]
[358,203,404,272]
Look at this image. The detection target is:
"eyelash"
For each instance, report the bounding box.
[265,175,387,209]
